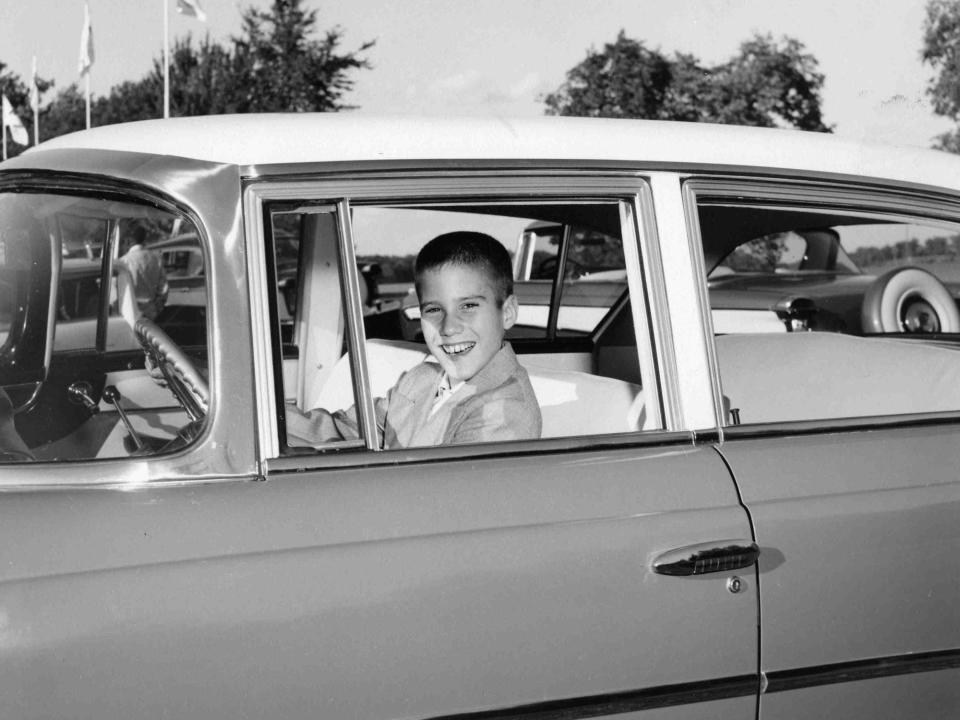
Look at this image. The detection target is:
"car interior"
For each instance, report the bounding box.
[8,188,960,463]
[700,200,960,424]
[0,191,206,462]
[271,199,655,449]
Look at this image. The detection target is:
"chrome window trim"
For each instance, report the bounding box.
[334,199,379,450]
[263,429,696,474]
[686,176,960,226]
[681,181,726,440]
[620,196,663,431]
[722,410,960,439]
[646,172,717,432]
[241,157,960,203]
[0,172,256,487]
[242,184,280,462]
[685,176,960,435]
[244,171,676,466]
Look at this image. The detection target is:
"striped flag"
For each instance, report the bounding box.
[177,0,207,21]
[2,95,29,146]
[78,2,94,77]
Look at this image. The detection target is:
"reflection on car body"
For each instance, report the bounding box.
[0,115,958,718]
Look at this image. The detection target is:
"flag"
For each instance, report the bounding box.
[78,2,94,77]
[177,0,207,22]
[30,56,39,114]
[2,95,29,146]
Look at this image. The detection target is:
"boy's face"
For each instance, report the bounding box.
[417,263,518,382]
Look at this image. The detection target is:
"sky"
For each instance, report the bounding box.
[0,0,956,149]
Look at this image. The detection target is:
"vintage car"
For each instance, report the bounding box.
[0,115,959,719]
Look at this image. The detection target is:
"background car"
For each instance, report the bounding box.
[705,207,960,334]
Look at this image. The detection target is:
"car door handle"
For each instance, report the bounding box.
[652,540,760,576]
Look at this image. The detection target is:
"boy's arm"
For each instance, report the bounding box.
[285,397,389,447]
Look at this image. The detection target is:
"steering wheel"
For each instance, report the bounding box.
[134,316,209,422]
[536,256,586,280]
[861,266,960,334]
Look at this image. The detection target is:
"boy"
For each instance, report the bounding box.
[287,231,542,448]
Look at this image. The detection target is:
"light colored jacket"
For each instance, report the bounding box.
[287,343,541,448]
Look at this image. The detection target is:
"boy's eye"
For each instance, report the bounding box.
[460,302,479,311]
[422,306,441,316]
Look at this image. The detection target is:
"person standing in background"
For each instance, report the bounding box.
[117,221,168,321]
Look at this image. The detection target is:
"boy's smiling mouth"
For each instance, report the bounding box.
[442,341,476,355]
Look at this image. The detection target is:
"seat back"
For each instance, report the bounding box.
[716,332,960,424]
[312,339,644,438]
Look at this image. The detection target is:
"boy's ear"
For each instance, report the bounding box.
[501,294,519,329]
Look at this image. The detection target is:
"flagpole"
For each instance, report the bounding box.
[164,0,170,119]
[32,56,39,145]
[85,74,91,130]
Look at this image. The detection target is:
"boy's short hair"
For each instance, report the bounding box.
[414,231,514,304]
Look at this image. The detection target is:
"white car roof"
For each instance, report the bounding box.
[28,114,960,192]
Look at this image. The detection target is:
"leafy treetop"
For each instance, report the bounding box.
[543,30,831,132]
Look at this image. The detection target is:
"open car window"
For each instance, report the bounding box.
[0,190,209,463]
[692,182,960,426]
[267,193,660,455]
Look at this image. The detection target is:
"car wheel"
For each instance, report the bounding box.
[861,266,960,333]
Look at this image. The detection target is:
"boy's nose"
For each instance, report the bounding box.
[440,312,461,335]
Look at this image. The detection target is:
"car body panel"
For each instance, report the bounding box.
[29,115,960,198]
[2,115,960,717]
[0,445,757,718]
[719,423,960,718]
[0,148,255,481]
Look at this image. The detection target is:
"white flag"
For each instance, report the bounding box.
[177,0,207,21]
[2,95,29,146]
[30,56,39,114]
[78,2,94,77]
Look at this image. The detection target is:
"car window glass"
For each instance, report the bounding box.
[272,197,656,455]
[697,193,960,425]
[0,191,209,463]
[268,205,363,452]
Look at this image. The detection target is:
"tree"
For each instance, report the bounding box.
[230,0,374,113]
[0,61,55,158]
[39,85,87,142]
[3,0,374,145]
[923,0,960,151]
[544,31,831,132]
[95,0,374,123]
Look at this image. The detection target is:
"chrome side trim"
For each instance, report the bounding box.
[418,648,960,719]
[424,674,759,719]
[721,409,960,439]
[764,648,960,693]
[264,430,697,474]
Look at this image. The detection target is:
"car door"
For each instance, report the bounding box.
[0,157,758,719]
[687,177,960,719]
[242,170,761,719]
